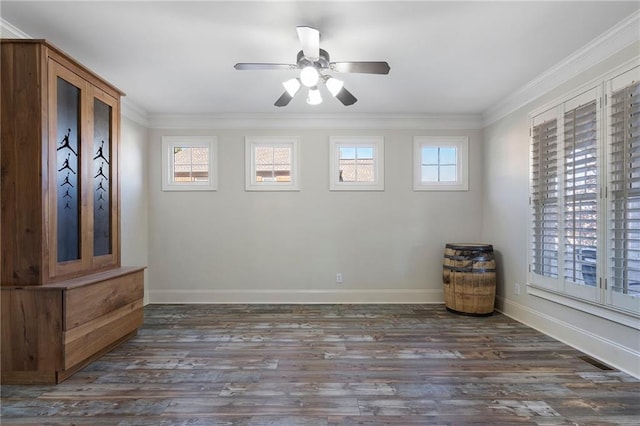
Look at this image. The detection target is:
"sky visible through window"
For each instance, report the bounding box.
[421,146,457,182]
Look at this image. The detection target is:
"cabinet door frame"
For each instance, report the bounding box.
[89,85,120,270]
[47,59,91,279]
[47,59,120,281]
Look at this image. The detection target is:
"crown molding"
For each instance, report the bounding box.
[121,98,149,127]
[147,112,483,130]
[0,18,31,38]
[483,10,640,127]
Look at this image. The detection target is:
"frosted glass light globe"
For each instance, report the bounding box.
[325,77,344,97]
[300,66,319,87]
[306,87,322,105]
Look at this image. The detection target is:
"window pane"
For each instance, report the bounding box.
[422,147,438,165]
[356,164,375,182]
[356,146,374,159]
[440,147,457,165]
[254,145,292,183]
[339,161,356,182]
[339,145,375,182]
[173,146,209,182]
[440,165,457,182]
[421,165,439,182]
[339,147,356,160]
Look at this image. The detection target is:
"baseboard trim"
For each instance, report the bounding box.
[149,289,444,305]
[496,296,640,379]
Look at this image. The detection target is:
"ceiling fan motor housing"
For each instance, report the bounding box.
[297,49,330,70]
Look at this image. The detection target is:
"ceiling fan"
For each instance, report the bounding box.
[234,26,390,107]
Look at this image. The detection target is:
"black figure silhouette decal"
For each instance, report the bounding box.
[61,172,74,187]
[64,201,72,210]
[93,140,109,164]
[58,153,76,174]
[57,128,77,156]
[63,189,72,199]
[96,178,106,192]
[94,162,108,180]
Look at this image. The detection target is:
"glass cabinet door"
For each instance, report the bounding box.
[92,97,112,257]
[48,59,120,279]
[90,86,119,269]
[55,76,82,263]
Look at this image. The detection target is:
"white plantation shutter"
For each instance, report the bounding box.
[531,118,559,279]
[528,63,640,321]
[609,79,640,301]
[563,100,598,287]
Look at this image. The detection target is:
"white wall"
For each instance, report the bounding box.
[147,127,484,304]
[120,117,150,303]
[481,43,640,378]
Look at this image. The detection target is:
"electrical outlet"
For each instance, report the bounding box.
[514,283,521,295]
[336,273,343,284]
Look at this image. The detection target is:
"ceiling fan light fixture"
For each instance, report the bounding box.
[325,77,344,97]
[306,86,322,105]
[282,78,301,96]
[300,65,319,87]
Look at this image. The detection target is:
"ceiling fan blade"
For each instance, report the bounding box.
[335,86,358,106]
[330,61,390,74]
[274,91,294,107]
[296,26,320,60]
[235,63,297,71]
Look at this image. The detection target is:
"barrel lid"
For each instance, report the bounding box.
[445,243,493,251]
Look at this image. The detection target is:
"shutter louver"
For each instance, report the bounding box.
[564,100,598,286]
[531,118,559,278]
[610,80,640,298]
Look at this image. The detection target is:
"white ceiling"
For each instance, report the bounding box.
[2,1,639,118]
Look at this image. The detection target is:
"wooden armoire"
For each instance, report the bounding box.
[1,40,145,384]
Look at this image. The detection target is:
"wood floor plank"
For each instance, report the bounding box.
[1,304,638,424]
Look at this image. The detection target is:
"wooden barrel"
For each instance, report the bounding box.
[443,243,496,316]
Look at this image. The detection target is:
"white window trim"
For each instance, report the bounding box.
[161,136,217,191]
[413,136,469,191]
[329,136,384,191]
[245,136,300,191]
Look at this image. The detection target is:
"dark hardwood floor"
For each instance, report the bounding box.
[1,304,639,425]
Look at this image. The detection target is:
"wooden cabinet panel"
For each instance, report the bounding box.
[0,41,47,286]
[0,268,144,384]
[64,300,143,369]
[65,269,143,329]
[1,289,63,373]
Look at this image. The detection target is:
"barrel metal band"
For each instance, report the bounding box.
[443,265,496,273]
[445,254,494,261]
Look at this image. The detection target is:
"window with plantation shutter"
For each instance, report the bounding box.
[609,78,640,308]
[528,62,640,323]
[563,100,598,288]
[531,117,559,279]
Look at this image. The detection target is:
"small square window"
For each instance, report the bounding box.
[330,136,384,191]
[162,136,217,191]
[245,136,300,191]
[413,136,468,191]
